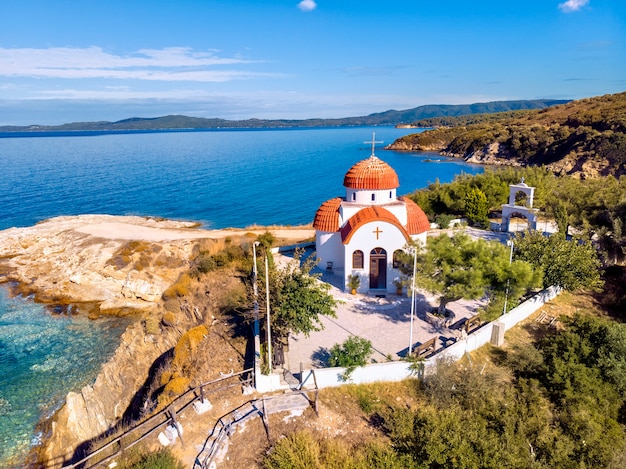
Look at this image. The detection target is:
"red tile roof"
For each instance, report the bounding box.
[343,156,399,190]
[399,196,430,234]
[340,206,410,244]
[312,197,342,232]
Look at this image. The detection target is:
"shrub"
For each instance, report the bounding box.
[328,336,372,380]
[172,325,208,371]
[161,311,177,327]
[162,274,192,299]
[120,447,184,469]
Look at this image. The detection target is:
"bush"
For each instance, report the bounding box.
[120,447,184,469]
[263,430,411,469]
[162,274,192,299]
[328,336,372,380]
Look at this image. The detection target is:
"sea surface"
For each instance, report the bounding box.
[0,126,483,466]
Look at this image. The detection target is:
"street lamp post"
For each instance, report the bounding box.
[409,248,417,356]
[252,242,260,321]
[265,254,272,374]
[503,239,514,314]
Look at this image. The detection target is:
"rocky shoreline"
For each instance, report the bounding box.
[0,215,314,467]
[385,132,623,180]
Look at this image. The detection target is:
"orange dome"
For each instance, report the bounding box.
[343,156,399,190]
[313,198,342,232]
[399,196,430,234]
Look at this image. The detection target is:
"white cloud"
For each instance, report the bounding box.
[297,0,317,12]
[0,46,273,82]
[558,0,589,13]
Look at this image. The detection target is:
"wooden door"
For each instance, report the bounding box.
[369,248,387,289]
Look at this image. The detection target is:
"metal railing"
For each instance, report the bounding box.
[57,368,253,469]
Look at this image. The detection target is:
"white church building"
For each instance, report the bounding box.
[313,148,430,293]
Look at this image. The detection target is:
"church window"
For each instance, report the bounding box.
[389,191,392,198]
[393,250,403,269]
[371,193,376,201]
[352,192,356,201]
[353,250,364,269]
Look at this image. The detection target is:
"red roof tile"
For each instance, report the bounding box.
[343,156,399,190]
[312,197,342,232]
[340,206,410,244]
[399,196,430,234]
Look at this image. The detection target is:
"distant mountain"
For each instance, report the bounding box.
[0,99,569,132]
[387,91,626,179]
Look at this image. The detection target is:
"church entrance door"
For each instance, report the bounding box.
[369,248,387,289]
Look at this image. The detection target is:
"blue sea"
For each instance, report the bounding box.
[0,126,483,466]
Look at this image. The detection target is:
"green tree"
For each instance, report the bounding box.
[404,234,538,316]
[257,231,276,267]
[464,187,489,227]
[513,231,603,291]
[259,249,337,340]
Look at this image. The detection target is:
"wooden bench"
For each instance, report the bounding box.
[414,336,437,358]
[464,315,482,334]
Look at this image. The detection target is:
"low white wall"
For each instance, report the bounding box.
[299,361,415,389]
[254,276,561,391]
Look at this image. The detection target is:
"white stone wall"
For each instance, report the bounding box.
[344,220,408,292]
[315,231,344,271]
[289,285,562,391]
[346,188,397,205]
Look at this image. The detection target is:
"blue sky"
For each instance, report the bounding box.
[0,0,624,125]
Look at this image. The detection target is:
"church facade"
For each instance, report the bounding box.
[313,151,429,293]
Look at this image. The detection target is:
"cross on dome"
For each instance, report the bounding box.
[364,132,383,157]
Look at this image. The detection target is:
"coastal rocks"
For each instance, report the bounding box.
[463,142,521,166]
[0,215,201,312]
[385,139,445,152]
[41,322,176,466]
[0,215,212,466]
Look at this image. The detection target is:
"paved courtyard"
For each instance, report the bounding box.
[283,266,483,373]
[276,226,515,373]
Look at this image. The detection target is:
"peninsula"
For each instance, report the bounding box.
[386,91,626,179]
[0,215,313,467]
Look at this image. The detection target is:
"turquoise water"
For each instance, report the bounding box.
[0,126,484,466]
[0,289,129,467]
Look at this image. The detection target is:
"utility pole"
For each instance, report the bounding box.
[265,254,272,374]
[503,239,514,314]
[409,248,417,356]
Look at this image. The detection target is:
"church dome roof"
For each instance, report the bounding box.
[343,156,399,190]
[399,196,430,234]
[312,197,342,232]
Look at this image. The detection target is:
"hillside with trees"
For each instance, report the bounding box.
[388,92,626,178]
[0,99,567,132]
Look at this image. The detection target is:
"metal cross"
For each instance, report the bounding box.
[364,132,383,156]
[373,226,383,239]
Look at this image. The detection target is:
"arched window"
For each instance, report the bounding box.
[353,250,364,269]
[393,250,404,269]
[352,192,356,201]
[371,193,376,201]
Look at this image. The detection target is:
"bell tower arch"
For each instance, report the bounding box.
[501,178,537,232]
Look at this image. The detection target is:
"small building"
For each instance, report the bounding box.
[312,148,429,293]
[500,178,538,232]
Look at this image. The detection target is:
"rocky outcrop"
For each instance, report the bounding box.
[0,215,211,466]
[0,215,316,467]
[40,321,175,466]
[0,215,207,313]
[461,142,522,167]
[385,139,446,152]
